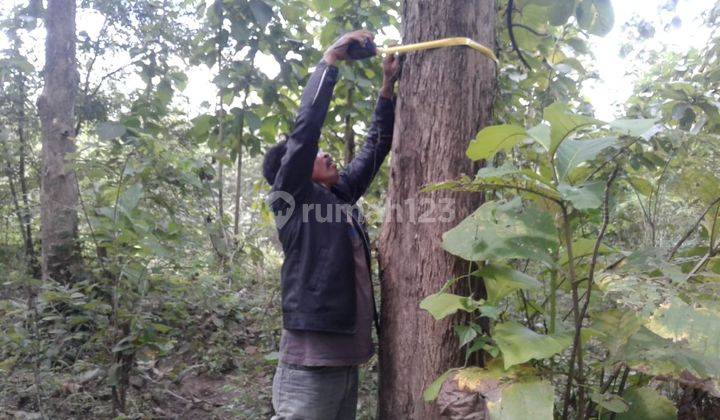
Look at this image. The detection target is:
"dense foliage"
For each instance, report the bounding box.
[0,0,719,418]
[420,1,720,419]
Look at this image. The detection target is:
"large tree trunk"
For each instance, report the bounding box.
[378,1,496,418]
[37,0,82,283]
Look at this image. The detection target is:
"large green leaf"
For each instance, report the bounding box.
[646,297,720,359]
[609,118,658,137]
[420,293,476,321]
[595,310,720,379]
[558,237,616,266]
[475,162,521,180]
[558,181,604,210]
[119,183,144,213]
[548,0,575,25]
[527,123,551,151]
[476,264,541,305]
[617,387,677,420]
[543,102,602,157]
[441,198,559,264]
[491,379,555,420]
[555,137,618,181]
[576,0,615,36]
[493,322,572,369]
[589,0,614,36]
[446,361,554,419]
[467,125,528,161]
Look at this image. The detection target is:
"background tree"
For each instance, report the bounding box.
[377,1,496,417]
[37,0,82,283]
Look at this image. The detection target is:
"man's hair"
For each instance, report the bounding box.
[262,138,288,186]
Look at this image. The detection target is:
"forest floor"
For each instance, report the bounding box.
[0,266,379,419]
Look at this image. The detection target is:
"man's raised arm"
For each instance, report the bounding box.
[336,53,399,203]
[272,30,375,201]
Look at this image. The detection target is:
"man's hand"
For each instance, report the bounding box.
[380,53,400,99]
[323,30,374,65]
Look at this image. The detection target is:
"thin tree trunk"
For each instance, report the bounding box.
[214,0,228,268]
[233,115,244,237]
[377,1,496,417]
[16,61,39,275]
[232,53,255,239]
[37,0,82,283]
[3,162,28,249]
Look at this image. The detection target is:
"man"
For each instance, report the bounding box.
[262,30,398,419]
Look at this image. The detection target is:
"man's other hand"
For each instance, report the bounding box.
[323,30,374,65]
[380,53,400,99]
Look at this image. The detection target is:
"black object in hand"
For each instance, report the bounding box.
[347,38,377,60]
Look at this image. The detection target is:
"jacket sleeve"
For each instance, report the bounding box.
[335,96,395,203]
[272,60,339,201]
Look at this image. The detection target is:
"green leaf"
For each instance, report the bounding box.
[558,237,616,266]
[609,118,658,137]
[491,379,555,420]
[119,183,143,213]
[475,162,521,180]
[589,391,630,413]
[549,0,575,25]
[441,198,559,264]
[493,322,572,369]
[476,264,541,305]
[190,114,215,141]
[558,181,604,210]
[576,0,594,28]
[423,368,456,402]
[466,125,528,161]
[646,297,720,358]
[97,122,126,141]
[617,387,677,420]
[555,137,618,182]
[527,123,551,150]
[628,176,654,196]
[589,0,614,36]
[420,293,475,321]
[543,102,602,157]
[454,325,478,348]
[248,0,273,28]
[595,311,720,379]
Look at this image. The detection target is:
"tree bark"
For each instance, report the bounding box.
[37,0,82,283]
[377,1,496,418]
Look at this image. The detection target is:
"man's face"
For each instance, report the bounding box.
[312,151,339,187]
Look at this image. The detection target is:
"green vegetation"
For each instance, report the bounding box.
[1,0,720,418]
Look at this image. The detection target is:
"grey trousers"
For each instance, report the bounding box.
[271,363,359,420]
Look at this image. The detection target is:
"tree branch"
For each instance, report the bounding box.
[560,204,581,420]
[506,0,532,70]
[667,196,720,260]
[512,23,549,37]
[578,165,620,417]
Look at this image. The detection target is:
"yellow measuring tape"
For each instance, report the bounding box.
[378,37,498,64]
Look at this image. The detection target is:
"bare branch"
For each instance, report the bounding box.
[667,196,720,260]
[506,0,532,70]
[512,23,549,37]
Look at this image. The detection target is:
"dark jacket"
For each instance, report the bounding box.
[270,60,395,334]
